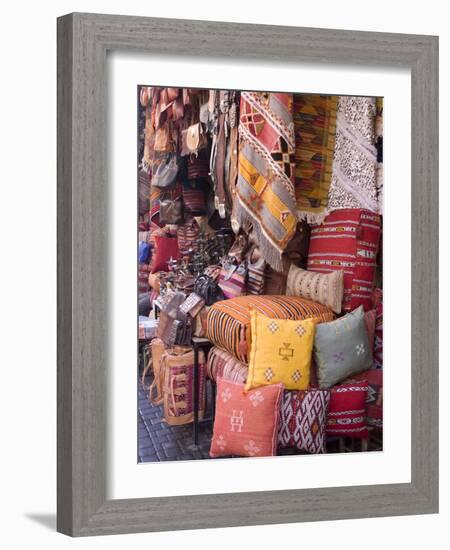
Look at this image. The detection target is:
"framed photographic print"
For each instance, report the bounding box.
[57,13,438,536]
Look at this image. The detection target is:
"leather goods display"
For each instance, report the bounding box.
[138,169,150,215]
[218,261,247,299]
[159,196,184,225]
[148,271,162,293]
[182,186,207,215]
[194,274,225,306]
[193,306,209,337]
[179,293,205,318]
[186,150,210,180]
[161,346,206,426]
[177,217,200,256]
[156,292,188,347]
[151,153,180,189]
[181,122,208,156]
[227,232,250,264]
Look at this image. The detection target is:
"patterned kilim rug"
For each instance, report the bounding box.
[327,96,379,214]
[235,91,298,271]
[293,94,338,224]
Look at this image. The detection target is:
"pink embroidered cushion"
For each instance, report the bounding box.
[210,379,283,458]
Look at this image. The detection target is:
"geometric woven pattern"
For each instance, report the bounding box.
[294,94,338,223]
[346,369,383,428]
[307,209,381,312]
[278,389,330,454]
[327,96,379,214]
[326,382,369,439]
[236,92,297,271]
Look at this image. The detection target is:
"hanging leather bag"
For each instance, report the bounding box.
[152,153,180,190]
[159,196,184,225]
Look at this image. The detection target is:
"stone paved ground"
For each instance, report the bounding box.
[138,374,213,462]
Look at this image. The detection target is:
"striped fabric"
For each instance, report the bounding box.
[293,94,338,224]
[206,346,248,384]
[307,209,381,312]
[206,295,334,363]
[246,255,266,295]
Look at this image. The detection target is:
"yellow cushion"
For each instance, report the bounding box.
[245,310,315,392]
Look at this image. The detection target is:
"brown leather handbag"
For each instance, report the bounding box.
[181,122,208,156]
[159,196,184,225]
[152,153,180,190]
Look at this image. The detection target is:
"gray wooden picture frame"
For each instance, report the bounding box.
[57,12,439,537]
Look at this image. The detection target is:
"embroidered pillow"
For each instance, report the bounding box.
[245,311,315,392]
[210,379,283,458]
[326,382,369,439]
[278,389,331,454]
[346,369,383,428]
[286,264,344,314]
[314,305,372,388]
[307,209,381,312]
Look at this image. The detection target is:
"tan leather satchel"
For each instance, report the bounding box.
[161,346,206,426]
[181,122,208,156]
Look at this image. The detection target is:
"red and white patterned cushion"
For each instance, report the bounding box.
[346,369,383,428]
[278,389,331,454]
[326,381,369,439]
[307,209,381,312]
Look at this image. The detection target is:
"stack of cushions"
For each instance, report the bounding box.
[307,209,381,312]
[210,379,283,458]
[206,295,335,363]
[206,347,248,385]
[314,305,372,388]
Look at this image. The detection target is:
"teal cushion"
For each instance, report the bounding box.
[314,305,372,388]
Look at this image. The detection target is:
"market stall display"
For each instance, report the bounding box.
[137,86,383,461]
